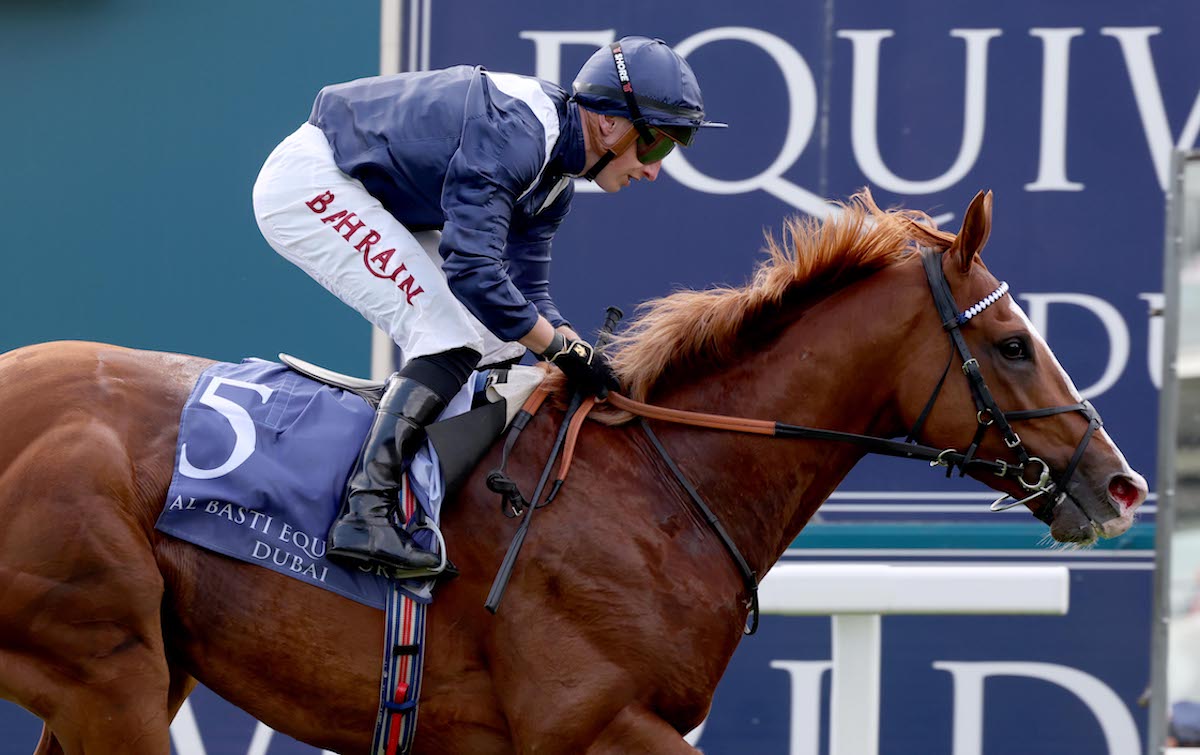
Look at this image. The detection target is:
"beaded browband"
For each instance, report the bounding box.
[957,281,1009,325]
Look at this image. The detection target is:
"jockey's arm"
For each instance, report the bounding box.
[517,316,557,354]
[439,102,585,361]
[514,317,580,354]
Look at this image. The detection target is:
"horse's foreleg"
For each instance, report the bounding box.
[38,572,174,755]
[168,663,198,720]
[32,724,63,755]
[583,704,701,755]
[0,430,174,754]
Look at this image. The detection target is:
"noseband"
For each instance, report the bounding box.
[912,248,1103,525]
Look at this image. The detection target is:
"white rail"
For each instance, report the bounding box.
[758,564,1071,755]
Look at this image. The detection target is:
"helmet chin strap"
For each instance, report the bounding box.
[582,40,656,182]
[582,151,617,182]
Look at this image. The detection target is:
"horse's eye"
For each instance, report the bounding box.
[999,337,1029,360]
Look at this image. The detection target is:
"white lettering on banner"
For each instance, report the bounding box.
[838,29,999,195]
[934,661,1140,755]
[1026,28,1086,192]
[524,25,1199,209]
[686,658,1134,754]
[519,29,616,89]
[768,661,833,755]
[1019,293,1130,399]
[668,28,832,219]
[1101,27,1200,191]
[682,661,830,753]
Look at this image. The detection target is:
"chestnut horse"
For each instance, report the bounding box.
[0,191,1146,754]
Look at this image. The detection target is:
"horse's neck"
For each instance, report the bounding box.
[647,270,918,575]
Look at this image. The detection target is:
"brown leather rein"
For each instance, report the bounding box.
[484,379,997,636]
[484,256,1102,633]
[485,348,1087,635]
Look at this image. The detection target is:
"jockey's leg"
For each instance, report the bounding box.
[253,123,512,573]
[327,347,479,572]
[410,230,527,367]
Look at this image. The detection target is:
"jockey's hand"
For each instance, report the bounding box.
[540,333,619,398]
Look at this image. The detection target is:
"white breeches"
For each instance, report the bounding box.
[251,123,525,366]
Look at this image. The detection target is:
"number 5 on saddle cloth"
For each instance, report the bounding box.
[155,355,545,608]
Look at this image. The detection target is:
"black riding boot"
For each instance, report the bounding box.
[327,375,446,574]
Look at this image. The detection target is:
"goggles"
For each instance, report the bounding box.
[581,42,698,180]
[636,124,695,163]
[609,122,696,165]
[607,40,696,163]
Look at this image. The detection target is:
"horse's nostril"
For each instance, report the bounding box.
[1108,476,1146,510]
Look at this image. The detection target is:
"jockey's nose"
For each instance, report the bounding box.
[643,161,663,181]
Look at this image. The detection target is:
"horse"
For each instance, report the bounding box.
[0,190,1147,754]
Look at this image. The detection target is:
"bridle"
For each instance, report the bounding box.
[912,248,1103,525]
[484,249,1105,633]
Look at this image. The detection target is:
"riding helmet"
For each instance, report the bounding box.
[571,36,727,131]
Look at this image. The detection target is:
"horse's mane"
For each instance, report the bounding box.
[604,189,955,405]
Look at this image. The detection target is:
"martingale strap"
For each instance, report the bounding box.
[485,307,624,614]
[638,418,761,634]
[475,263,1107,643]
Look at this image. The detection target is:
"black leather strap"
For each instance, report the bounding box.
[485,392,586,614]
[640,418,760,635]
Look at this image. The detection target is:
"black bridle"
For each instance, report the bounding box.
[484,250,1106,633]
[912,248,1103,525]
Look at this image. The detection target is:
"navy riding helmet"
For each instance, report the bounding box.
[572,36,725,179]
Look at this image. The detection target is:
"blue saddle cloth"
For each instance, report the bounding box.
[156,359,453,608]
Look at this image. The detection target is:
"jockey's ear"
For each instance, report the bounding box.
[597,114,623,138]
[947,190,993,274]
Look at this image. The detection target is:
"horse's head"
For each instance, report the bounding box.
[898,190,1147,544]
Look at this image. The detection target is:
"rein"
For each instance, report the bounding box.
[483,252,1104,633]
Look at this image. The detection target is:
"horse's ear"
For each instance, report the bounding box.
[946,190,993,274]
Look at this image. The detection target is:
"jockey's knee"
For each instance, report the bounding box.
[399,347,481,402]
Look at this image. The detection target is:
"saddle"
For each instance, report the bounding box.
[278,353,541,500]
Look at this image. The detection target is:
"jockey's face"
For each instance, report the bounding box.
[592,117,664,193]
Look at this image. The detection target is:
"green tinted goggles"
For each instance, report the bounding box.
[634,125,696,164]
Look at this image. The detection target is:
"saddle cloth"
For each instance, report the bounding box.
[154,358,543,606]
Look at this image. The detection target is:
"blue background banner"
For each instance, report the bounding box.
[1,0,1185,752]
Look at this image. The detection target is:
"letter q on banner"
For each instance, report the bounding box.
[666,27,836,219]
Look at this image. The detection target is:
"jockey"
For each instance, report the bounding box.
[252,36,725,576]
